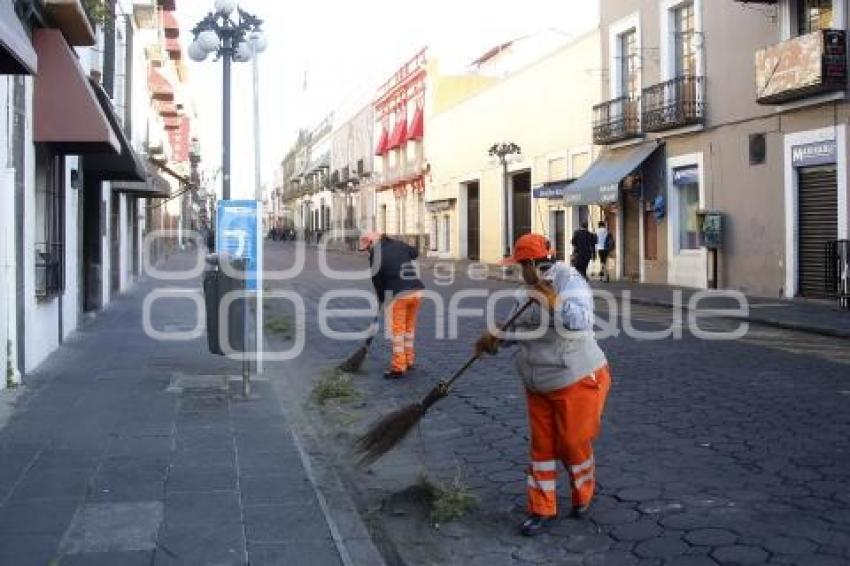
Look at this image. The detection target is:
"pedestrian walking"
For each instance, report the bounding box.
[571,222,597,279]
[595,221,611,282]
[475,233,611,537]
[359,232,425,379]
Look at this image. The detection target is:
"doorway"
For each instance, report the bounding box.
[552,210,566,261]
[798,165,838,298]
[82,179,102,312]
[622,190,641,280]
[110,194,120,294]
[466,181,480,260]
[512,171,532,246]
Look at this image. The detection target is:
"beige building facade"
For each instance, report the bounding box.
[586,0,850,298]
[426,31,601,264]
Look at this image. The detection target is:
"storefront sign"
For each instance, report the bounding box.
[791,140,836,167]
[533,183,568,199]
[672,166,699,186]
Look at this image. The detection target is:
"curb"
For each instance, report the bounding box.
[484,273,850,340]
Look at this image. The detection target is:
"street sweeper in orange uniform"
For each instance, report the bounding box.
[475,233,611,537]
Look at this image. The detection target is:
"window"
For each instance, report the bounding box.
[678,181,700,250]
[442,215,451,253]
[620,29,639,98]
[571,152,591,177]
[34,147,65,299]
[798,0,833,35]
[380,204,388,234]
[430,215,438,251]
[674,2,696,77]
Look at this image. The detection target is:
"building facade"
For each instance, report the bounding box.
[425,31,600,263]
[0,0,192,387]
[581,0,849,298]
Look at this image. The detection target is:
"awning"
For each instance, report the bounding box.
[533,180,573,200]
[162,11,180,38]
[83,78,146,181]
[164,116,180,130]
[166,38,181,60]
[113,164,171,199]
[564,141,663,207]
[157,101,179,117]
[387,118,407,151]
[33,29,119,154]
[407,107,424,141]
[0,1,37,75]
[374,127,389,156]
[148,67,174,101]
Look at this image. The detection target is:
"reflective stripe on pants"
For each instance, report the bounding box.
[525,365,612,517]
[388,292,422,372]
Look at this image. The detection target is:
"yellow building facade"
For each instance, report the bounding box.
[425,30,602,264]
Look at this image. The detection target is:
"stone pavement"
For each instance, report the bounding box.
[263,241,850,566]
[0,252,382,566]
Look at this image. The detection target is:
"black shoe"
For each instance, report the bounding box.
[569,505,590,519]
[519,514,557,537]
[383,370,406,380]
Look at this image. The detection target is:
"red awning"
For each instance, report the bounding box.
[407,107,423,141]
[374,127,389,156]
[162,11,180,38]
[157,101,178,117]
[386,118,408,151]
[149,67,174,101]
[166,38,181,60]
[169,117,191,163]
[33,29,119,154]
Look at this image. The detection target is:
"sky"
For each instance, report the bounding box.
[178,1,600,200]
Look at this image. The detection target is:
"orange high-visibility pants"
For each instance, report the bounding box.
[526,364,611,517]
[388,292,422,373]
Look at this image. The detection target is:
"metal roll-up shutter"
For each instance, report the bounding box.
[798,166,838,299]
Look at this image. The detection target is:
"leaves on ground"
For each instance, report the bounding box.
[310,369,361,406]
[265,316,294,339]
[418,468,478,525]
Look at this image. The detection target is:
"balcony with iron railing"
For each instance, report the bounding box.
[642,75,705,133]
[592,95,642,145]
[377,154,425,187]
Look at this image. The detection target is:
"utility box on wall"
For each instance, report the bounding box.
[698,210,723,250]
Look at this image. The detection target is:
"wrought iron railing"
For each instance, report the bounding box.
[642,76,705,133]
[592,95,641,144]
[35,242,64,300]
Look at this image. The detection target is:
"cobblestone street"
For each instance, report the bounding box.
[265,241,850,566]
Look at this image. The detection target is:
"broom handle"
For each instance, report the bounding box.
[422,298,536,409]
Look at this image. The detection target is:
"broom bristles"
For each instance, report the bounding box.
[338,345,368,373]
[354,403,425,466]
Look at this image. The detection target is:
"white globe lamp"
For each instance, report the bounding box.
[214,0,237,15]
[234,41,253,62]
[188,41,208,62]
[248,31,267,53]
[196,29,220,53]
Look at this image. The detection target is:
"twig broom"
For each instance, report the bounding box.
[354,299,535,466]
[338,314,381,373]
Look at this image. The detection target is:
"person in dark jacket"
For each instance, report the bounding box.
[570,222,597,279]
[359,232,425,379]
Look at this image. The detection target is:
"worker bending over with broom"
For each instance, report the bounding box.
[475,234,612,537]
[359,232,424,379]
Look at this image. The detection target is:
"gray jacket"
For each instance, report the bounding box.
[503,263,607,393]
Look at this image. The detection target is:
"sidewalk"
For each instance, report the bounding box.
[0,252,382,566]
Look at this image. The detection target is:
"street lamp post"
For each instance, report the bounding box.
[189,0,266,202]
[489,142,522,258]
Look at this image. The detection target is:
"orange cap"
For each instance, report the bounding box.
[499,234,552,265]
[358,232,382,251]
